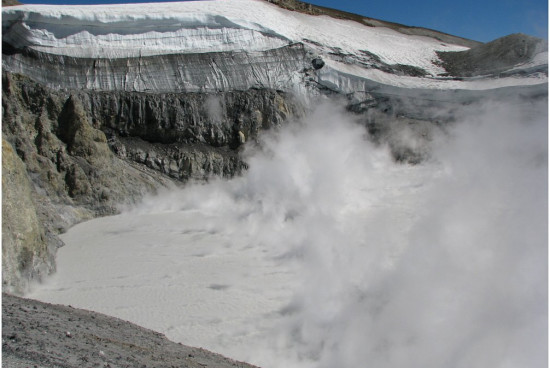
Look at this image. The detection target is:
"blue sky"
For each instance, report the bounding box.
[17,0,548,42]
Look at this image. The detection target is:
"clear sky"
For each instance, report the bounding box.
[16,0,548,43]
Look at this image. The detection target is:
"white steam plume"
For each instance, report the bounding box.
[31,98,548,368]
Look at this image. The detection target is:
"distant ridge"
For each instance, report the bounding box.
[437,33,548,77]
[265,0,482,47]
[2,0,21,6]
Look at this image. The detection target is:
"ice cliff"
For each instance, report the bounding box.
[1,0,547,294]
[3,0,547,94]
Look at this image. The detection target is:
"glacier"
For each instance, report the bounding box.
[3,0,547,94]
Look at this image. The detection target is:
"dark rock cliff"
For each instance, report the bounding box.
[2,138,55,294]
[1,71,303,293]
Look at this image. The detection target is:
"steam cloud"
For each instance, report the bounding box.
[254,101,546,368]
[34,98,548,368]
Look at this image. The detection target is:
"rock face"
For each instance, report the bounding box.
[1,71,302,293]
[2,72,180,292]
[1,0,20,6]
[2,139,54,294]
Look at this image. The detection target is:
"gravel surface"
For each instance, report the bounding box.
[2,293,259,368]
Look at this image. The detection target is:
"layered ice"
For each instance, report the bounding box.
[3,0,547,93]
[5,43,310,93]
[2,0,462,65]
[2,10,291,57]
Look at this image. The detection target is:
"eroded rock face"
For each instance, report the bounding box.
[2,139,54,294]
[82,88,297,147]
[1,71,304,293]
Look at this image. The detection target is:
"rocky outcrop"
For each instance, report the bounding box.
[2,139,55,294]
[1,73,153,293]
[1,0,20,6]
[1,71,303,293]
[87,86,301,180]
[82,88,297,147]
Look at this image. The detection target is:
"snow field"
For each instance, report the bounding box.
[4,0,547,91]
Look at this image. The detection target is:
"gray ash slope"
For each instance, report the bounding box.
[2,293,258,368]
[1,0,547,366]
[437,33,548,77]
